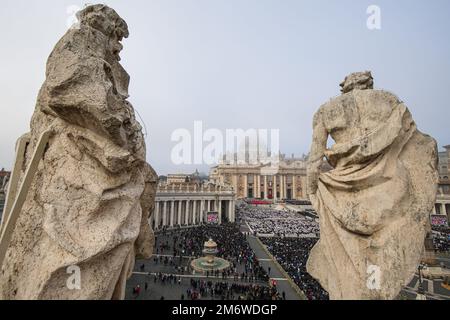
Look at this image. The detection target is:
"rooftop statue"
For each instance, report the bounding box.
[306,71,439,300]
[0,5,156,300]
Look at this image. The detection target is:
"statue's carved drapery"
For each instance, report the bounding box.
[0,5,156,300]
[306,72,439,300]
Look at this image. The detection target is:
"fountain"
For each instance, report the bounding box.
[190,239,230,273]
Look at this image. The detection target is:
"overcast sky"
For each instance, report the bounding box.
[0,0,449,175]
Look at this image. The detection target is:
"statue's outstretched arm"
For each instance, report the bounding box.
[307,111,328,196]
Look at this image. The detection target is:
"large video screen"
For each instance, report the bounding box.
[431,215,449,227]
[206,212,219,224]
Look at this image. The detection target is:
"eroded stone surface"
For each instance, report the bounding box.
[0,5,156,300]
[306,71,439,300]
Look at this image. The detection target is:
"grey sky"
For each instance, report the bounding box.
[0,0,449,175]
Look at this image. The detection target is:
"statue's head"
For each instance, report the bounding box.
[340,71,374,94]
[77,5,129,60]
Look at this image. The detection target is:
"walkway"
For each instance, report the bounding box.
[245,234,304,300]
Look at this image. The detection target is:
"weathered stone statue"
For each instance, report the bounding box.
[306,71,439,300]
[0,5,156,299]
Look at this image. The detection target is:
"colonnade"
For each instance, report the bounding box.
[152,198,235,230]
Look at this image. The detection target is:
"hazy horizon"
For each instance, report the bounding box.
[1,0,449,175]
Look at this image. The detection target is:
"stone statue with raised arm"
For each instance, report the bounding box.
[306,71,439,300]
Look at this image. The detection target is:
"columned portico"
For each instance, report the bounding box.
[153,182,236,230]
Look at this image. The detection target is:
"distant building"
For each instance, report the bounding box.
[166,170,205,185]
[152,172,236,230]
[438,146,450,181]
[210,154,308,201]
[433,146,450,225]
[166,174,190,184]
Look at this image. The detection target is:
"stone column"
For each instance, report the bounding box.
[233,175,238,197]
[200,200,205,223]
[185,200,190,225]
[273,175,277,201]
[442,203,447,216]
[244,175,248,198]
[280,175,284,200]
[228,200,234,222]
[177,200,182,225]
[292,175,297,200]
[285,176,288,199]
[264,176,268,199]
[432,204,437,214]
[233,200,236,222]
[285,175,288,199]
[162,201,167,226]
[193,200,197,225]
[170,201,175,227]
[256,175,261,198]
[218,199,222,224]
[155,201,160,230]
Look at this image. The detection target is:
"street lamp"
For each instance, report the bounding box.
[417,264,425,295]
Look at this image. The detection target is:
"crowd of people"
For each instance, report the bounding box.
[183,279,281,300]
[237,203,320,238]
[155,223,270,282]
[128,201,450,301]
[261,237,329,300]
[432,226,450,253]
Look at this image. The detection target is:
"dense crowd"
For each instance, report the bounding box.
[155,223,270,283]
[139,223,284,300]
[183,279,281,300]
[432,226,450,253]
[237,203,319,237]
[261,237,329,300]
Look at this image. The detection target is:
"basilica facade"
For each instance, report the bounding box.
[209,155,308,201]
